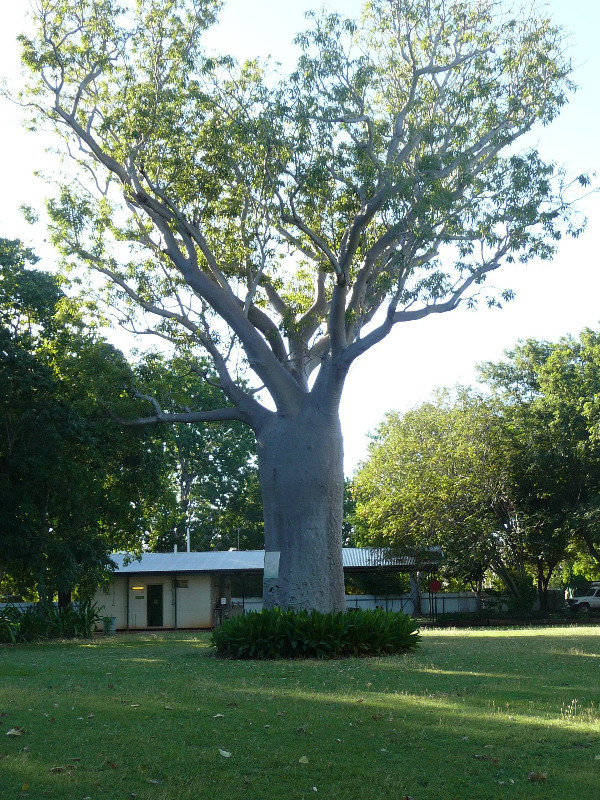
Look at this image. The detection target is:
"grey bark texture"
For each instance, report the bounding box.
[257,403,346,612]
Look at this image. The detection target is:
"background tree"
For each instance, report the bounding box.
[0,237,170,603]
[481,331,600,608]
[354,330,600,611]
[352,390,528,604]
[18,0,579,610]
[134,353,263,552]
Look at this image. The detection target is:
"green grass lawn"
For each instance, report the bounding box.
[1,626,599,800]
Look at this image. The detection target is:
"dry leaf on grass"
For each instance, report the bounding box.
[299,756,309,764]
[6,728,24,737]
[50,766,65,773]
[528,771,547,782]
[219,749,231,758]
[213,714,224,719]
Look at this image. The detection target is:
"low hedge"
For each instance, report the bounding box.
[0,601,101,643]
[211,607,420,659]
[432,608,579,628]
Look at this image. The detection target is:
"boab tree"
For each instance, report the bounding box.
[18,0,581,610]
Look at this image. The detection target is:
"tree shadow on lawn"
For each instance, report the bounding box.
[1,675,598,800]
[1,632,599,800]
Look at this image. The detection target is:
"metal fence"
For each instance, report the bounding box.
[232,592,482,616]
[0,602,35,612]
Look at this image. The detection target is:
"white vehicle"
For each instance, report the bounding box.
[566,582,600,613]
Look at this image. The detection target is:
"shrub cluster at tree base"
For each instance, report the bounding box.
[0,602,101,643]
[211,608,420,659]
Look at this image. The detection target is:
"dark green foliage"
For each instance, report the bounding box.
[0,605,21,643]
[0,237,173,600]
[0,601,102,643]
[211,608,420,659]
[354,328,600,611]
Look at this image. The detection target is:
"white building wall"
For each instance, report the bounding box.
[94,574,214,629]
[96,578,128,628]
[95,579,484,629]
[175,575,213,628]
[128,581,147,629]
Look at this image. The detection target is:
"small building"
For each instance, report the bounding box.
[94,548,442,630]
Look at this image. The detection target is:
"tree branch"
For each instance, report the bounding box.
[340,246,509,368]
[114,406,248,426]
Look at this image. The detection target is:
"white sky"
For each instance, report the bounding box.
[1,0,599,474]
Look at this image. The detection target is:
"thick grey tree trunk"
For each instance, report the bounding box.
[257,402,346,612]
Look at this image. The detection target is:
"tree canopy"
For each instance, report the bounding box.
[0,237,265,599]
[352,390,518,594]
[0,238,171,601]
[353,329,600,609]
[15,0,582,610]
[18,0,580,410]
[481,332,600,581]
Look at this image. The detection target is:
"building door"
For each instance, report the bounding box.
[147,584,163,627]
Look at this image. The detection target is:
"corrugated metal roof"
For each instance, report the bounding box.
[342,547,442,570]
[109,547,442,574]
[110,551,265,574]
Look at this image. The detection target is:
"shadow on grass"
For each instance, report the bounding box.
[1,628,599,800]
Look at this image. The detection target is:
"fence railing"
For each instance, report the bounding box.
[0,602,36,612]
[231,592,483,616]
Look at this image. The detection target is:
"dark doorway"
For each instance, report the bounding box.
[147,584,163,627]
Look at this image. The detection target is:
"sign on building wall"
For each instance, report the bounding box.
[264,551,280,580]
